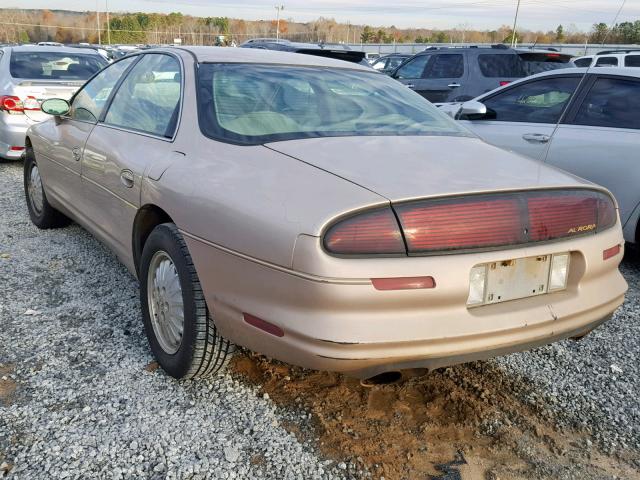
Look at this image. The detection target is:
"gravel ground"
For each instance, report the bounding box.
[0,162,349,479]
[1,158,639,479]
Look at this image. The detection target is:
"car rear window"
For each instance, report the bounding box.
[9,51,107,80]
[197,63,472,145]
[477,54,525,78]
[573,57,592,67]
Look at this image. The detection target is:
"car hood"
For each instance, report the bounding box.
[266,135,591,202]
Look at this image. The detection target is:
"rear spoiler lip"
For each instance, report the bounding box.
[295,49,367,63]
[16,79,85,87]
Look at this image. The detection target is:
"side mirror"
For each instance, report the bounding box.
[457,100,487,120]
[41,98,70,116]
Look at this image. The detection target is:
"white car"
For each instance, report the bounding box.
[574,49,640,68]
[446,67,640,246]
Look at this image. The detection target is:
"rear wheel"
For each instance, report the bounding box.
[140,223,235,379]
[23,144,71,229]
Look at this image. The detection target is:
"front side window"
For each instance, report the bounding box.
[394,55,429,79]
[104,54,182,138]
[10,51,107,80]
[70,56,135,123]
[478,77,580,123]
[595,56,618,67]
[478,54,525,78]
[197,64,472,145]
[425,54,464,79]
[572,77,640,130]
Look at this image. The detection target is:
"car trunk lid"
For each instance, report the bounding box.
[266,135,590,202]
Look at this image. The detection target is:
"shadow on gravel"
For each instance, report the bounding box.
[232,353,638,480]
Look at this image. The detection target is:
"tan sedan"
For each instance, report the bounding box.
[24,47,627,383]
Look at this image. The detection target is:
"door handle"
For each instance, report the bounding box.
[120,169,134,188]
[448,83,461,88]
[72,146,82,161]
[406,83,416,89]
[522,133,551,143]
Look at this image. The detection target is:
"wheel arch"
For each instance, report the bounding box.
[132,204,174,276]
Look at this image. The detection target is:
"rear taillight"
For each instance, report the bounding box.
[394,190,616,254]
[323,207,405,255]
[499,81,511,86]
[323,190,616,257]
[0,95,24,113]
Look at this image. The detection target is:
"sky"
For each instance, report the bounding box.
[11,0,640,31]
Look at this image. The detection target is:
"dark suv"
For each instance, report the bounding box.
[390,45,526,103]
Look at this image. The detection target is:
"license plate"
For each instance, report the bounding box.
[476,254,569,306]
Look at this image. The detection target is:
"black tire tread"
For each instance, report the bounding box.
[159,223,235,379]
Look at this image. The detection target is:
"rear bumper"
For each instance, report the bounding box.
[184,226,627,379]
[0,114,32,159]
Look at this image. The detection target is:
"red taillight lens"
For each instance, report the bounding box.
[397,197,523,252]
[394,190,616,254]
[0,95,24,113]
[323,208,405,255]
[499,81,511,86]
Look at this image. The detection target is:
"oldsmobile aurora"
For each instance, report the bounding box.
[24,47,627,382]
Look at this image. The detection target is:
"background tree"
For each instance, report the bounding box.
[360,25,373,43]
[591,22,609,43]
[555,24,565,42]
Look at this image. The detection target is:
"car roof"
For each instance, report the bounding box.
[160,46,373,71]
[416,45,516,55]
[3,45,104,56]
[526,66,640,79]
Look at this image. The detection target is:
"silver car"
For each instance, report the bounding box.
[0,46,107,159]
[448,67,640,246]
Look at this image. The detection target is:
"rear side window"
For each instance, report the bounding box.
[10,51,107,80]
[424,54,464,79]
[595,56,618,67]
[574,57,592,68]
[104,54,181,138]
[478,54,525,78]
[625,55,640,67]
[572,77,640,130]
[478,76,580,123]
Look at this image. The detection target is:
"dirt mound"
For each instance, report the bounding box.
[232,353,638,480]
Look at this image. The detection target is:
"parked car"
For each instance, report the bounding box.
[574,49,640,68]
[0,45,107,159]
[25,47,626,383]
[371,53,411,74]
[390,45,526,103]
[240,39,368,65]
[515,48,574,75]
[445,67,640,245]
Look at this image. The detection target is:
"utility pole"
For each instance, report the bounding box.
[510,0,521,48]
[96,0,101,44]
[106,0,111,44]
[275,5,284,41]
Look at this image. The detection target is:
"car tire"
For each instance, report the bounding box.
[23,145,71,229]
[140,223,235,379]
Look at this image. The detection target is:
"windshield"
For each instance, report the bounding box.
[10,51,107,80]
[197,63,472,145]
